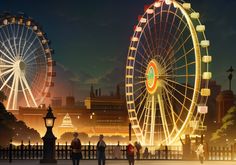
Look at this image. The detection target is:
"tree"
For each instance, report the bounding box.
[0,91,7,102]
[0,102,41,147]
[210,106,236,145]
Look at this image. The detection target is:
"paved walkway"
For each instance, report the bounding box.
[0,160,235,165]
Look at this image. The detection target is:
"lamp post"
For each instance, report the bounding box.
[40,106,57,164]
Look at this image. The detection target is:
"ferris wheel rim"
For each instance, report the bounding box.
[125,0,211,146]
[0,14,54,110]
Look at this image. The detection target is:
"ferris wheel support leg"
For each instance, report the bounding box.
[19,76,30,107]
[22,75,37,107]
[158,93,170,145]
[12,74,19,110]
[150,95,156,145]
[7,73,17,110]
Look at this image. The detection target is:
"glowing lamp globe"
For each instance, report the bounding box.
[44,106,56,128]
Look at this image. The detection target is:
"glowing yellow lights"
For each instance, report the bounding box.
[135,26,142,32]
[182,3,191,10]
[202,72,212,80]
[131,37,139,42]
[202,56,212,63]
[200,40,210,48]
[42,39,48,44]
[190,12,200,19]
[197,105,208,114]
[146,9,154,14]
[126,66,134,69]
[154,2,161,8]
[37,31,43,36]
[129,47,137,51]
[165,0,172,5]
[26,20,31,26]
[33,25,38,31]
[128,56,135,60]
[201,88,211,96]
[139,17,147,23]
[3,19,8,25]
[126,84,133,87]
[196,25,205,32]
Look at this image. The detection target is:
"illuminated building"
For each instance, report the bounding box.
[58,113,75,137]
[12,85,129,138]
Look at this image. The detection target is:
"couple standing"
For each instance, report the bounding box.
[71,133,106,165]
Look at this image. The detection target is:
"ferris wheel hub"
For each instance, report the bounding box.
[145,59,164,94]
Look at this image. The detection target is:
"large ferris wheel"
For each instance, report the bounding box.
[125,0,212,146]
[0,13,55,110]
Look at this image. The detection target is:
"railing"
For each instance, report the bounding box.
[0,141,236,161]
[0,141,182,160]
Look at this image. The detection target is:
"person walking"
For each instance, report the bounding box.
[71,132,82,165]
[196,143,204,164]
[143,147,149,159]
[97,134,106,165]
[127,141,135,165]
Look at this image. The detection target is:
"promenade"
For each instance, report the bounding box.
[0,160,235,165]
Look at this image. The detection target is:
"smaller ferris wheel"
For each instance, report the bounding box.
[0,13,56,110]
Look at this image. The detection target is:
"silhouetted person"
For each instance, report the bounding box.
[97,134,106,165]
[143,147,149,159]
[196,143,204,164]
[134,141,142,160]
[127,141,135,165]
[71,132,82,165]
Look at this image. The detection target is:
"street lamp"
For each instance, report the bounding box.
[40,106,57,164]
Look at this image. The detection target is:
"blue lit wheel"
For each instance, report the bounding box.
[125,0,212,146]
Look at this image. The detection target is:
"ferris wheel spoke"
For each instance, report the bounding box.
[142,96,151,143]
[160,8,179,57]
[142,31,154,58]
[24,46,41,62]
[157,92,170,144]
[21,75,37,107]
[165,24,188,58]
[162,88,184,124]
[22,36,38,58]
[139,40,151,61]
[135,59,148,70]
[164,78,198,92]
[163,80,195,106]
[134,80,146,86]
[0,57,14,65]
[0,45,15,62]
[162,84,191,113]
[172,61,195,71]
[0,64,13,68]
[21,29,33,56]
[163,47,194,72]
[0,70,15,91]
[161,74,195,78]
[134,68,146,77]
[10,24,18,56]
[146,15,156,57]
[137,50,151,65]
[4,26,17,57]
[136,91,148,114]
[19,76,30,107]
[17,25,25,56]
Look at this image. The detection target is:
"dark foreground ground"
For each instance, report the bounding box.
[0,160,235,165]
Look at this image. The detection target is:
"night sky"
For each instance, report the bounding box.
[1,0,236,100]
